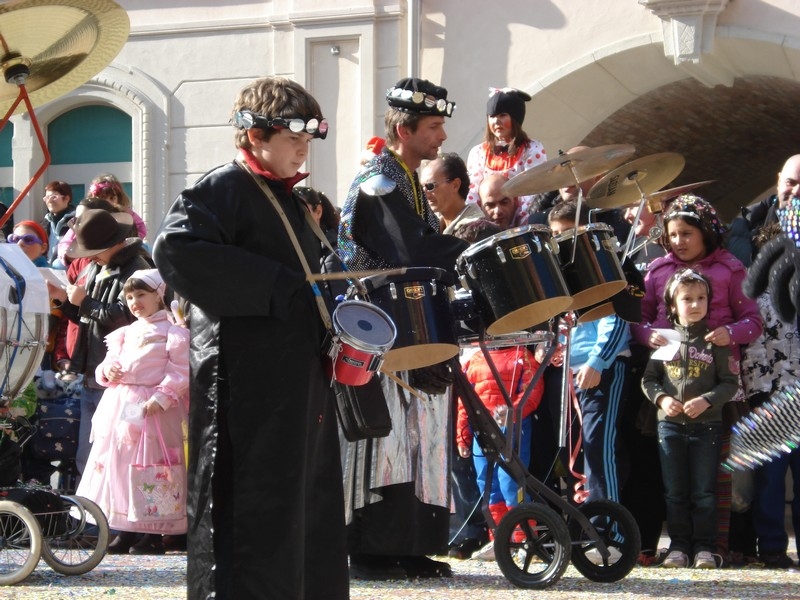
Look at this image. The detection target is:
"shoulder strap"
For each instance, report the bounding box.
[235,159,332,331]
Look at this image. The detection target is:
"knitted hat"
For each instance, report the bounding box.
[486,87,531,125]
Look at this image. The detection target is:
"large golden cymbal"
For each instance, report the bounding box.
[501,143,636,197]
[586,152,685,209]
[0,0,129,114]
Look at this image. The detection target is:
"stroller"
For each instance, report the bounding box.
[451,327,641,589]
[0,248,108,585]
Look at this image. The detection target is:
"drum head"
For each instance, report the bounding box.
[576,301,615,324]
[487,297,573,336]
[334,302,396,351]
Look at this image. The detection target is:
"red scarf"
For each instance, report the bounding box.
[238,149,309,191]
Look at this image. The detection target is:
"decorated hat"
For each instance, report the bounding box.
[66,209,135,258]
[386,78,455,117]
[486,87,531,125]
[662,193,725,250]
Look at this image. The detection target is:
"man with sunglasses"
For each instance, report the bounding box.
[154,76,348,600]
[339,78,468,580]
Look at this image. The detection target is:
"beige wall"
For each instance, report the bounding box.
[8,0,800,232]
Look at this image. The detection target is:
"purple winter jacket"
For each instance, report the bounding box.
[631,247,763,359]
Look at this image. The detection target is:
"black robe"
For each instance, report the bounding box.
[153,160,348,599]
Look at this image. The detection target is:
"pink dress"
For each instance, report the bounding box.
[76,309,190,533]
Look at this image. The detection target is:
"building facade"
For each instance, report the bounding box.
[3,0,800,236]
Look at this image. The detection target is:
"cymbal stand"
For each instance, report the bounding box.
[0,64,51,230]
[618,174,649,264]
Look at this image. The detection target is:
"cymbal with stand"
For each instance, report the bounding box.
[0,0,130,229]
[586,153,685,263]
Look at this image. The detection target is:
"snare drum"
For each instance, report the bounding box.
[325,301,397,386]
[555,223,626,311]
[359,267,459,372]
[456,225,572,336]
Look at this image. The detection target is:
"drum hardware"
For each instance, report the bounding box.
[0,0,129,230]
[625,222,664,257]
[500,144,636,197]
[587,152,685,263]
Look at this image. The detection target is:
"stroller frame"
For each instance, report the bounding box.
[452,324,641,589]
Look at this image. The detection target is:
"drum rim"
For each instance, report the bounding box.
[460,223,553,257]
[554,222,614,241]
[360,266,448,284]
[332,301,397,351]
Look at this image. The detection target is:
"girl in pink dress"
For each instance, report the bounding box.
[75,269,189,555]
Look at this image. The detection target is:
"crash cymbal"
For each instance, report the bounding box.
[501,143,635,197]
[586,152,685,209]
[0,0,130,114]
[645,179,716,212]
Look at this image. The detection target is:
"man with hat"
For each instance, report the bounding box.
[339,77,468,580]
[49,208,151,478]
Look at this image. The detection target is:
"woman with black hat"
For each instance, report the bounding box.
[466,87,547,217]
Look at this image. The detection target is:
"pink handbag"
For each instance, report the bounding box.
[128,415,186,522]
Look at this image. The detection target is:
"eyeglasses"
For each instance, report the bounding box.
[7,233,43,245]
[43,193,63,200]
[232,110,329,139]
[422,179,452,192]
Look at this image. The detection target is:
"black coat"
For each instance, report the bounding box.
[153,161,348,599]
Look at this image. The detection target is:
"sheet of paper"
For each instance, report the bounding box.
[650,328,682,361]
[38,267,69,290]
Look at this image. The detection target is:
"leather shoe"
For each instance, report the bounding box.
[107,531,137,555]
[129,534,165,555]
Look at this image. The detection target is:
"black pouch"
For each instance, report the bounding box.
[333,377,392,442]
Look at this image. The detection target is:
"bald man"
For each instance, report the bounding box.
[478,173,525,230]
[729,154,800,265]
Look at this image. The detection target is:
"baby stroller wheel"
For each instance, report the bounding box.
[568,499,641,582]
[41,495,110,575]
[494,502,571,589]
[0,499,42,585]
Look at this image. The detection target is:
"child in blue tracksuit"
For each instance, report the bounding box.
[569,314,631,503]
[548,200,631,503]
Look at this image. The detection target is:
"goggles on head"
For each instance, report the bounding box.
[233,110,328,139]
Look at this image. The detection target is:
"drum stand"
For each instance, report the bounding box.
[453,324,611,547]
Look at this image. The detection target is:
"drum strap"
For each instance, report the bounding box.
[236,160,427,401]
[236,159,333,331]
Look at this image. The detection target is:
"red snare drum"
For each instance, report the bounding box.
[325,301,396,386]
[555,223,626,311]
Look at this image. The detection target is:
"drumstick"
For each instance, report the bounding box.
[306,267,408,282]
[380,368,427,402]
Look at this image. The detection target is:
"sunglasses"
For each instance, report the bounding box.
[7,233,43,245]
[233,110,329,139]
[423,179,452,192]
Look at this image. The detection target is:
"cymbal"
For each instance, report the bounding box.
[0,0,130,114]
[586,152,685,209]
[501,143,636,197]
[645,179,716,212]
